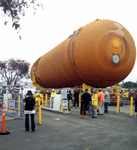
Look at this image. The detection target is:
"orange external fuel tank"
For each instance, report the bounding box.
[31,19,136,88]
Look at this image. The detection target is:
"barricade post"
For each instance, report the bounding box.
[0,103,10,135]
[61,98,63,112]
[45,94,47,108]
[18,95,20,117]
[16,95,23,119]
[38,98,42,125]
[130,97,133,116]
[79,94,81,108]
[117,96,120,114]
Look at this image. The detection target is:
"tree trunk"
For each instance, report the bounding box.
[7,81,11,85]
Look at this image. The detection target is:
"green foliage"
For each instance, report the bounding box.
[122,81,137,88]
[0,0,43,39]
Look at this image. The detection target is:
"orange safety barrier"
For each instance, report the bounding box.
[0,103,10,135]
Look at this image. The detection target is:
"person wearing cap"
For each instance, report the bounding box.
[92,89,98,118]
[51,89,57,108]
[51,89,56,97]
[97,88,105,115]
[24,90,35,132]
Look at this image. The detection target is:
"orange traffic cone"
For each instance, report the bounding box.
[0,103,10,135]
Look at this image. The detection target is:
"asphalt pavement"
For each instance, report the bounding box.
[0,106,137,150]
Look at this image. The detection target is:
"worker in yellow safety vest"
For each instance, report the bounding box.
[123,91,129,98]
[34,90,43,111]
[50,89,56,108]
[51,89,57,97]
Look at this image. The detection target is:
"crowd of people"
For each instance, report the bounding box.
[67,88,111,119]
[23,87,137,132]
[24,87,137,131]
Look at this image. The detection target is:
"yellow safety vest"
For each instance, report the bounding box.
[51,92,56,97]
[92,93,98,106]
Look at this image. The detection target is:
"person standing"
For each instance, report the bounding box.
[89,89,93,116]
[104,89,110,113]
[67,90,72,111]
[51,89,57,97]
[73,89,79,108]
[24,90,35,132]
[92,89,98,118]
[80,89,91,119]
[134,96,137,118]
[50,89,57,108]
[98,89,105,115]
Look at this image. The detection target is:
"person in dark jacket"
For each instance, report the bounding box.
[73,89,79,108]
[24,90,35,132]
[80,89,91,119]
[134,96,137,118]
[67,90,72,111]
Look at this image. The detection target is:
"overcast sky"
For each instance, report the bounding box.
[0,0,137,84]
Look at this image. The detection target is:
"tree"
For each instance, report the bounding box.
[0,0,43,39]
[123,81,137,88]
[0,58,30,85]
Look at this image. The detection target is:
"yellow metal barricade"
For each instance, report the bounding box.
[45,94,48,108]
[44,95,52,108]
[18,95,20,116]
[117,96,120,114]
[130,97,133,116]
[79,94,81,108]
[38,98,42,125]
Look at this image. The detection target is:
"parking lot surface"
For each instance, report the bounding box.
[0,106,137,150]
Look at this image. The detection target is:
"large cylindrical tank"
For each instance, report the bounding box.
[31,19,136,88]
